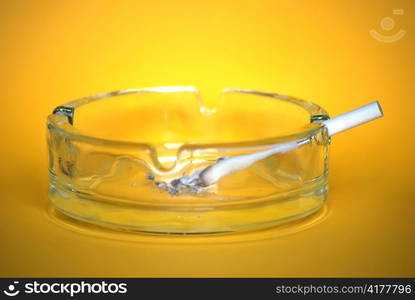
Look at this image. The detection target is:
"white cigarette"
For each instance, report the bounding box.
[199,141,300,186]
[322,101,383,136]
[198,101,383,187]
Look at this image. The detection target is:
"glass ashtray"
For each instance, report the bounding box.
[47,87,330,235]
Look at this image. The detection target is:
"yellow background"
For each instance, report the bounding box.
[1,0,414,277]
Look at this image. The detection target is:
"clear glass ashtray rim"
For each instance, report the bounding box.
[46,86,330,151]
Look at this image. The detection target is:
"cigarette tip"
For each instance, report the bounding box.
[374,101,384,117]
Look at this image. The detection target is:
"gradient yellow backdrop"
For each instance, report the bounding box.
[1,0,414,277]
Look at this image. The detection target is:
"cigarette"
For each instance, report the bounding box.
[155,101,383,194]
[198,101,383,187]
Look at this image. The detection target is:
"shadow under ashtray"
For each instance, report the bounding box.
[46,204,330,245]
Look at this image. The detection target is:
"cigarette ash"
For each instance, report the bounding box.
[147,157,228,195]
[147,170,205,195]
